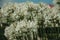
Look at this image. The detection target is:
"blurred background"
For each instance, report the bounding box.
[0,0,53,7]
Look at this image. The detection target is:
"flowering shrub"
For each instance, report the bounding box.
[2,2,52,40]
[0,0,60,40]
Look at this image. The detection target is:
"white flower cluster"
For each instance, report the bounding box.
[0,1,60,40]
[0,2,48,25]
[4,20,38,40]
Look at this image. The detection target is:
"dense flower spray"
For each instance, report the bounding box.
[0,0,60,40]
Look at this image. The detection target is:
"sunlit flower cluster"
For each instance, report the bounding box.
[4,20,38,40]
[0,1,60,40]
